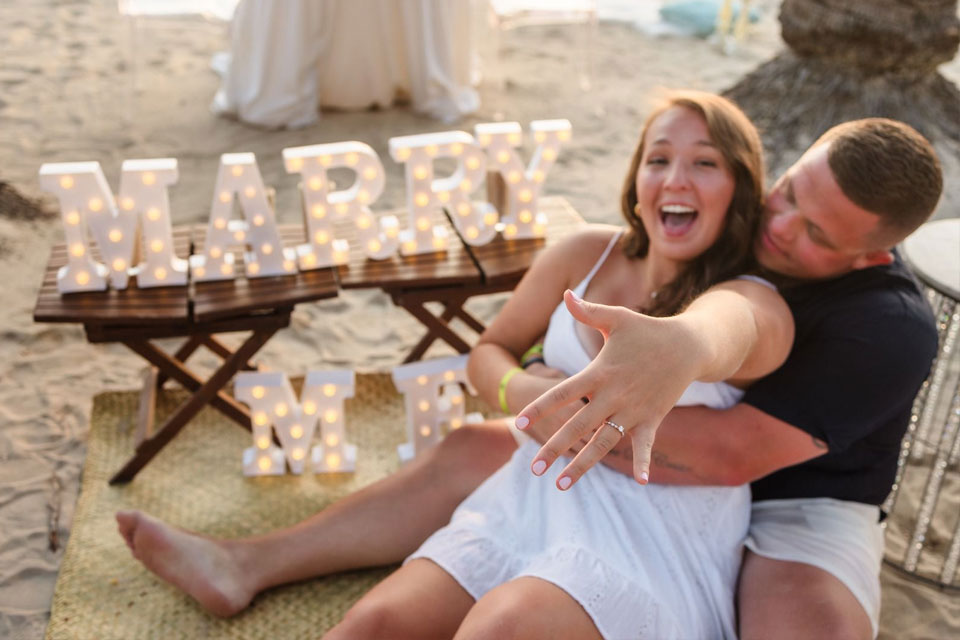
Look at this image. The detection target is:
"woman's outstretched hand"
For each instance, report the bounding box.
[517,290,705,489]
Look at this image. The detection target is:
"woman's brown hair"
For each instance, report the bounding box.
[620,90,765,317]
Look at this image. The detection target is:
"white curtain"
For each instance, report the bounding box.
[212,0,478,128]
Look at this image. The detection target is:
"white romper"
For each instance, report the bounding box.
[408,233,751,639]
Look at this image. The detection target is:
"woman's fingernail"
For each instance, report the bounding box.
[639,471,649,484]
[568,289,582,303]
[515,416,529,430]
[558,476,573,490]
[532,459,547,475]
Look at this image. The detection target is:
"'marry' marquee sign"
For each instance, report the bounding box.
[40,120,571,294]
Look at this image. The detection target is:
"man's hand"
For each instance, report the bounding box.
[517,290,706,488]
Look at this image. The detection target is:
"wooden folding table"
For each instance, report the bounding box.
[33,228,339,484]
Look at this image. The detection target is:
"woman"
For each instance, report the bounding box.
[117,91,792,639]
[325,91,793,639]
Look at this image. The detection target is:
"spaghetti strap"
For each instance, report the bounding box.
[572,231,623,296]
[735,274,778,291]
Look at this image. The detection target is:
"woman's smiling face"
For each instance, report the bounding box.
[634,106,736,263]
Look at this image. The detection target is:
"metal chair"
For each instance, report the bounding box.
[883,218,960,590]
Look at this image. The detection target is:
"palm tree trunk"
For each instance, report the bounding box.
[724,0,960,182]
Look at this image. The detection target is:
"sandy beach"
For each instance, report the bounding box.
[1,1,959,638]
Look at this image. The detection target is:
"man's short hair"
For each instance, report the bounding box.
[816,119,942,242]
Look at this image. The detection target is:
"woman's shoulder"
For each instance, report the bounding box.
[550,223,623,254]
[531,223,625,287]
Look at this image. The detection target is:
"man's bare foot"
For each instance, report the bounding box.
[116,510,255,617]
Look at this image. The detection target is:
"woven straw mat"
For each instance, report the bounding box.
[46,373,495,639]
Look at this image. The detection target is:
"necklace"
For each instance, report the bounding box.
[633,288,659,314]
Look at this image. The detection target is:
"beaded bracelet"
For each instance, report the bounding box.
[498,366,523,413]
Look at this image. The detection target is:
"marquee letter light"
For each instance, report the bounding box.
[475,119,571,240]
[283,142,398,267]
[235,369,356,476]
[236,372,311,476]
[190,153,297,282]
[40,161,183,293]
[392,355,474,463]
[390,131,496,248]
[118,159,187,287]
[301,370,357,473]
[389,132,492,255]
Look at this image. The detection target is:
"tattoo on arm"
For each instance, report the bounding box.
[605,443,713,483]
[608,443,694,474]
[651,450,692,473]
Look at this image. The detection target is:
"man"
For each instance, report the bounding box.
[118,118,941,639]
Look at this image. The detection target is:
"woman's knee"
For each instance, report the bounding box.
[433,422,515,485]
[457,578,598,640]
[457,586,533,639]
[329,594,413,640]
[326,597,388,640]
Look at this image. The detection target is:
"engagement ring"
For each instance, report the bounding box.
[603,420,625,436]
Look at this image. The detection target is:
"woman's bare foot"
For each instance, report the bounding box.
[116,510,255,617]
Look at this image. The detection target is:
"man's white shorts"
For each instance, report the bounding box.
[745,497,884,638]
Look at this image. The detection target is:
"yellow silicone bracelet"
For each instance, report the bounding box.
[521,343,544,364]
[498,367,523,413]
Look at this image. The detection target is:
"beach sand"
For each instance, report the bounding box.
[1,1,958,638]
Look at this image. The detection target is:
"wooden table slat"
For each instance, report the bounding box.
[34,228,193,325]
[191,224,339,322]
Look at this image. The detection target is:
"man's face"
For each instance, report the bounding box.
[755,143,894,280]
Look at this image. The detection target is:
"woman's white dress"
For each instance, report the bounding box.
[408,234,750,639]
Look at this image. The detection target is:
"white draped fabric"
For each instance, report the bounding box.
[212,0,479,128]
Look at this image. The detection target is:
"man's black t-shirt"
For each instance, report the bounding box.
[744,252,938,506]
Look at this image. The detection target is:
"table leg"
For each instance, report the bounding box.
[156,335,204,388]
[109,329,276,484]
[201,334,259,372]
[447,303,486,334]
[135,366,158,447]
[399,301,474,363]
[390,281,518,363]
[155,334,258,388]
[124,340,252,428]
[403,304,460,363]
